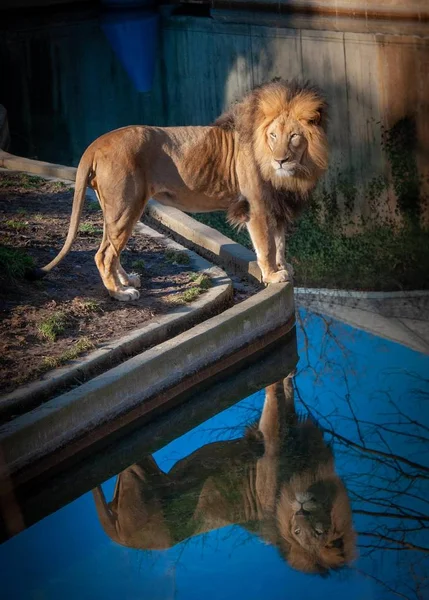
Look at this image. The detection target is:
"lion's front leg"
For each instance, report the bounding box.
[246,212,292,284]
[274,221,294,280]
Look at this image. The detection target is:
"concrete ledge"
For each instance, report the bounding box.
[146,200,263,283]
[0,150,76,180]
[0,282,294,475]
[0,222,233,421]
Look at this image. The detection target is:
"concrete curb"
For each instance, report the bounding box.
[0,282,294,475]
[0,150,76,180]
[294,287,429,299]
[0,221,233,420]
[146,200,263,283]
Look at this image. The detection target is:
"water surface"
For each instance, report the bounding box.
[1,308,428,600]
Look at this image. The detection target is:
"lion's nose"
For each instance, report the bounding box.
[276,158,289,167]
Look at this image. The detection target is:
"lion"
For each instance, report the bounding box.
[34,79,328,301]
[93,375,356,574]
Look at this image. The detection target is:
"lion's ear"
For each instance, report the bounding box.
[309,111,321,125]
[309,101,328,127]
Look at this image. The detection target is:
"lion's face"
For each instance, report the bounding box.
[289,491,334,548]
[276,480,356,574]
[238,81,329,195]
[265,117,309,179]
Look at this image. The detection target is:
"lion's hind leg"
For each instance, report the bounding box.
[94,188,147,302]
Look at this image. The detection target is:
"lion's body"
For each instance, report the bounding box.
[93,377,355,574]
[39,80,329,301]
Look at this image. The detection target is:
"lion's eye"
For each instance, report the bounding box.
[270,132,277,140]
[294,528,301,535]
[290,134,301,147]
[315,529,324,536]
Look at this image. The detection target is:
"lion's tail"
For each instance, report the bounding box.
[30,150,94,279]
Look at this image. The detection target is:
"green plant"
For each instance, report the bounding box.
[40,337,95,370]
[5,219,28,231]
[72,298,102,315]
[50,181,73,192]
[189,272,212,290]
[86,200,101,212]
[382,117,421,227]
[0,246,34,281]
[132,259,146,271]
[37,312,68,342]
[182,286,201,302]
[79,222,103,235]
[0,173,45,189]
[164,249,191,265]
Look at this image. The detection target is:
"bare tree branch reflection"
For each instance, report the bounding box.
[297,308,429,599]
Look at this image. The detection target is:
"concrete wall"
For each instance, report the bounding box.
[0,9,428,225]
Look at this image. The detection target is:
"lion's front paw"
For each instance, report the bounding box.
[276,262,295,278]
[263,269,293,284]
[110,287,140,302]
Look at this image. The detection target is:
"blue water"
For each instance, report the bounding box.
[1,309,428,600]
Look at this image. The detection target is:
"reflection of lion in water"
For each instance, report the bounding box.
[93,376,355,574]
[36,79,328,301]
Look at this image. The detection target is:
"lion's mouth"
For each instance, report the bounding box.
[275,165,295,177]
[272,160,298,177]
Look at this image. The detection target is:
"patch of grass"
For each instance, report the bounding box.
[5,219,28,231]
[189,272,212,290]
[132,259,146,271]
[37,312,68,342]
[81,299,100,312]
[50,181,73,193]
[0,246,34,281]
[33,213,44,221]
[164,248,191,265]
[172,273,213,304]
[166,272,213,305]
[79,222,103,235]
[181,286,201,303]
[72,298,102,315]
[15,208,27,217]
[0,173,45,189]
[86,200,101,212]
[40,337,95,371]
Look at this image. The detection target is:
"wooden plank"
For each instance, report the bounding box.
[250,25,302,85]
[343,32,386,221]
[161,19,253,125]
[300,29,350,204]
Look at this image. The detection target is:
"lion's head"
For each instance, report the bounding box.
[215,79,329,198]
[275,473,356,575]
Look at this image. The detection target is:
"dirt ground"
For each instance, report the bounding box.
[0,173,249,396]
